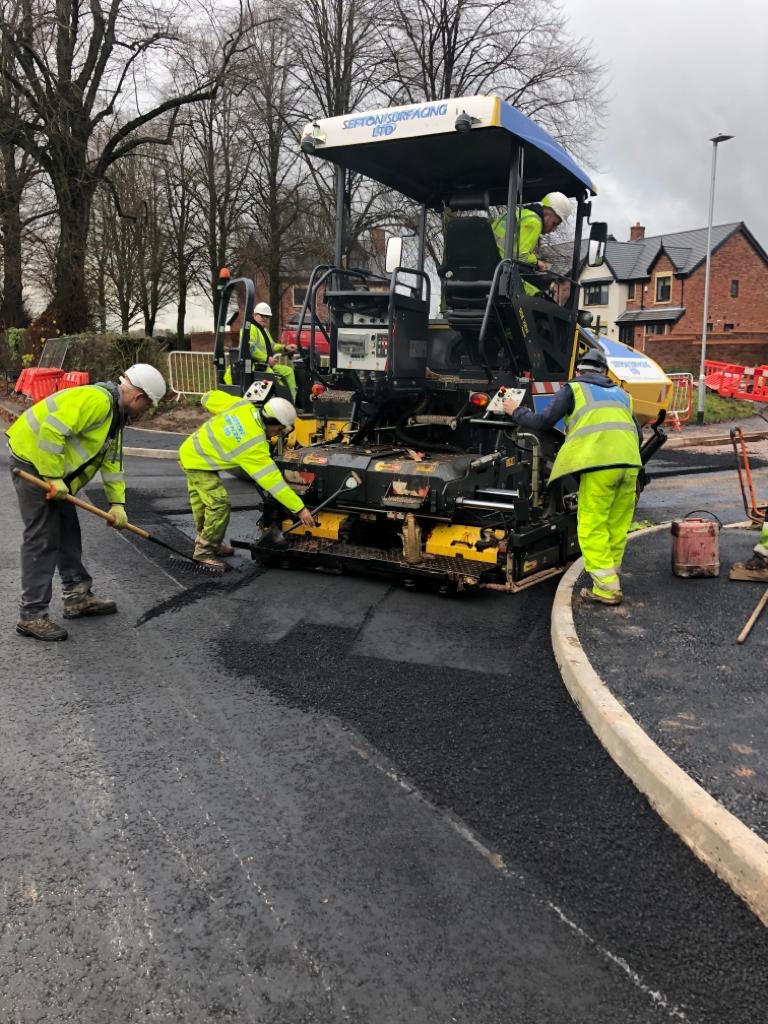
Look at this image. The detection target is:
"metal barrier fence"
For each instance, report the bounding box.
[167,350,216,397]
[666,372,693,431]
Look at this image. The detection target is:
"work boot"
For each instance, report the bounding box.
[217,542,235,557]
[63,591,117,619]
[16,616,68,641]
[193,538,226,572]
[579,586,622,607]
[753,542,768,561]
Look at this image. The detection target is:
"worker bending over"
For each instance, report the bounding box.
[6,363,167,641]
[503,348,642,605]
[179,390,314,571]
[491,191,571,296]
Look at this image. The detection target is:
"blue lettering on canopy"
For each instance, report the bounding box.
[343,103,449,137]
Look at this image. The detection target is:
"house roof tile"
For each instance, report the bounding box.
[615,306,686,323]
[604,223,745,281]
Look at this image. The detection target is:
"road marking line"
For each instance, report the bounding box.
[347,739,690,1020]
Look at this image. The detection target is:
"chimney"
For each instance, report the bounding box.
[630,221,645,241]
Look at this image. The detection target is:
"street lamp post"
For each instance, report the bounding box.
[696,133,734,425]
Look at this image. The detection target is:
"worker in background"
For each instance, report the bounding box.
[224,301,299,398]
[6,363,167,641]
[178,390,314,571]
[491,192,572,296]
[502,348,642,606]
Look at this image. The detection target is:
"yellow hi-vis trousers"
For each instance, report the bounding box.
[577,467,640,599]
[184,468,231,557]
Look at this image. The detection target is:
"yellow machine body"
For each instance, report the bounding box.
[425,524,504,564]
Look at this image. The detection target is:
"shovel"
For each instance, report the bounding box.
[259,471,363,548]
[12,468,209,569]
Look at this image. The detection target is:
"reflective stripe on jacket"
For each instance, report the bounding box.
[179,390,304,513]
[549,380,642,482]
[6,384,125,502]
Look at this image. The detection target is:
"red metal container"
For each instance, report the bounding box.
[671,511,721,578]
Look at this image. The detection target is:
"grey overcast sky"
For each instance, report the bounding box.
[563,0,768,248]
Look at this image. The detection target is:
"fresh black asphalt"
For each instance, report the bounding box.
[576,525,768,842]
[2,446,768,1022]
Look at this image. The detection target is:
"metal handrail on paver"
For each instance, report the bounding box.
[168,351,216,398]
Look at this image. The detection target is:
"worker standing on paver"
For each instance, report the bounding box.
[503,349,642,605]
[179,390,314,571]
[491,192,572,296]
[6,363,167,640]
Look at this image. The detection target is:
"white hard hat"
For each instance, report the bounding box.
[542,192,572,223]
[254,302,272,317]
[122,363,166,403]
[261,396,296,429]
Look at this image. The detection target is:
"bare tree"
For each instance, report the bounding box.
[238,20,314,329]
[0,6,36,326]
[89,178,142,333]
[131,156,175,336]
[0,0,253,332]
[186,80,258,303]
[381,0,605,153]
[163,128,204,346]
[286,0,387,121]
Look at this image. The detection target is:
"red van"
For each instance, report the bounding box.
[280,314,330,356]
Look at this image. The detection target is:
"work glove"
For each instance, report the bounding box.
[44,477,69,500]
[108,504,129,530]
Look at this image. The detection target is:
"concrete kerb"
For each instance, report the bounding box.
[551,522,768,928]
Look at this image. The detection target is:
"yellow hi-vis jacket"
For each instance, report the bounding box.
[491,206,542,263]
[179,390,305,514]
[549,380,642,483]
[6,384,126,503]
[223,324,285,384]
[248,323,284,364]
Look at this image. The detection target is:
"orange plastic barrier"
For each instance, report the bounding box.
[58,371,90,389]
[28,369,64,402]
[15,367,64,401]
[704,360,768,403]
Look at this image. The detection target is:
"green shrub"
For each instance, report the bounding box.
[59,333,169,385]
[1,326,27,370]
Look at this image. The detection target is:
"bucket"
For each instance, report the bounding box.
[671,510,721,578]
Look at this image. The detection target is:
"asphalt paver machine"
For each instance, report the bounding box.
[240,95,672,592]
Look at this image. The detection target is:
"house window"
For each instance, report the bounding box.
[655,274,672,302]
[292,285,308,306]
[627,282,636,300]
[724,323,734,332]
[730,279,739,298]
[583,282,610,305]
[706,322,713,332]
[644,322,666,336]
[619,325,635,346]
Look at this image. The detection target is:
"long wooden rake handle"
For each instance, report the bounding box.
[737,588,768,644]
[12,468,151,539]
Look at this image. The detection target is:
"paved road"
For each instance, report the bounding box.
[2,446,768,1023]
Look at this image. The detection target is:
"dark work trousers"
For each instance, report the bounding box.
[9,453,92,620]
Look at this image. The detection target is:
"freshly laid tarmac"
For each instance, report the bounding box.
[553,524,768,926]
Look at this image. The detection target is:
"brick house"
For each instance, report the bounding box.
[578,221,768,367]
